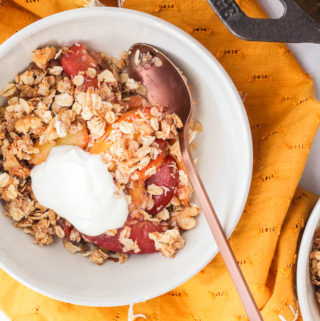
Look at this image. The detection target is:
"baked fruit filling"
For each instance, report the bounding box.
[0,43,202,264]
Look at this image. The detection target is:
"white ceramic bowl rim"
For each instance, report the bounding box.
[0,7,253,306]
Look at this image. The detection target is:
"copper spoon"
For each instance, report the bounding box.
[128,43,262,321]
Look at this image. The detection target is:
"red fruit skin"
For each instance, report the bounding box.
[59,218,163,254]
[60,43,98,90]
[59,218,73,238]
[127,139,166,212]
[154,139,166,153]
[82,76,98,90]
[145,155,179,215]
[84,220,163,254]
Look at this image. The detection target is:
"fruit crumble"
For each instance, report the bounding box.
[0,43,202,265]
[310,228,320,303]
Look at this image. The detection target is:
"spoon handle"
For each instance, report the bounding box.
[179,133,263,321]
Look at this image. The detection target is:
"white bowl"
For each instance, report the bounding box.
[0,8,252,306]
[297,200,320,320]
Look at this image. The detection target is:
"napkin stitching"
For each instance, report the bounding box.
[278,304,298,321]
[83,0,97,7]
[128,304,146,321]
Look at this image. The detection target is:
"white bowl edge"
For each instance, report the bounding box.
[297,199,320,320]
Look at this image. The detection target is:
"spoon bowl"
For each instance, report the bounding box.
[128,43,191,125]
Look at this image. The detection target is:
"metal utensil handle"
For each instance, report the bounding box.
[207,0,320,43]
[179,132,263,321]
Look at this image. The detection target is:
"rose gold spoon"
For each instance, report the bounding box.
[128,43,262,321]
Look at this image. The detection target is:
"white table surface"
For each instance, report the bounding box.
[0,2,319,320]
[0,312,9,321]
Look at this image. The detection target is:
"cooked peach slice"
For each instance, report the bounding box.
[84,219,163,254]
[90,108,139,155]
[90,104,165,155]
[129,139,166,210]
[30,125,89,165]
[60,43,99,90]
[59,217,163,254]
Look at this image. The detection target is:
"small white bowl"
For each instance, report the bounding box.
[297,200,320,320]
[0,8,252,306]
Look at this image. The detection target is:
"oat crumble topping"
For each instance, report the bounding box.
[0,43,202,264]
[310,228,320,303]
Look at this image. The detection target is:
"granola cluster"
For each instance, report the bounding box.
[310,228,320,303]
[0,45,202,265]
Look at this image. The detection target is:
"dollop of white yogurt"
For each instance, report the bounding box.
[31,145,128,236]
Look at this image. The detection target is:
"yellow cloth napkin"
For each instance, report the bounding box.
[1,0,320,320]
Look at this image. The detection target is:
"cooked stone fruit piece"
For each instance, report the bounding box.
[60,43,98,90]
[145,155,179,215]
[60,218,163,254]
[30,125,89,165]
